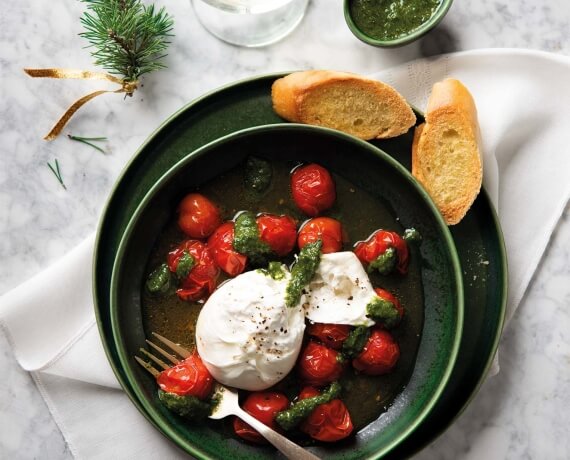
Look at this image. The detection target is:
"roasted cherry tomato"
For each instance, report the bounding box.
[374,287,404,320]
[256,214,297,257]
[298,386,353,442]
[297,341,345,385]
[291,164,336,216]
[157,352,214,399]
[207,222,247,276]
[167,240,220,301]
[298,217,343,254]
[307,323,351,350]
[352,328,400,375]
[233,391,290,444]
[178,193,222,239]
[354,229,410,274]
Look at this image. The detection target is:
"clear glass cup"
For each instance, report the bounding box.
[191,0,309,47]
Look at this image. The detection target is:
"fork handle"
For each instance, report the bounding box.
[235,408,321,460]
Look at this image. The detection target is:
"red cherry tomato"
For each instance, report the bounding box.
[298,217,343,254]
[167,240,220,301]
[207,222,247,276]
[291,164,336,216]
[178,193,222,239]
[233,391,290,444]
[307,323,351,350]
[298,386,353,442]
[297,341,345,385]
[352,328,400,375]
[256,214,297,257]
[373,287,404,320]
[354,229,410,274]
[157,352,214,399]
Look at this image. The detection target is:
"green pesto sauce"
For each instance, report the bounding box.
[342,326,371,359]
[285,240,322,307]
[275,381,341,431]
[244,156,273,194]
[233,211,273,265]
[368,246,397,275]
[158,390,212,420]
[175,250,195,279]
[258,261,287,281]
[366,295,401,328]
[350,0,441,41]
[146,263,172,294]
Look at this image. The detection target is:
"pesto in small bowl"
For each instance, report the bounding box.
[344,0,453,47]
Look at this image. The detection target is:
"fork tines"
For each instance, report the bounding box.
[135,332,192,378]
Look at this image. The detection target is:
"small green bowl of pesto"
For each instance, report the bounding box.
[344,0,453,47]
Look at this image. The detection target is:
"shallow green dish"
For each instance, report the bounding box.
[93,73,507,458]
[344,0,453,48]
[110,124,463,458]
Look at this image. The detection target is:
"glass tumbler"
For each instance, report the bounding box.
[191,0,309,47]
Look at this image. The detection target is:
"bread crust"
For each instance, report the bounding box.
[271,70,416,140]
[412,79,482,225]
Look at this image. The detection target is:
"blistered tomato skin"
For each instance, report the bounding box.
[167,240,220,301]
[291,164,336,216]
[354,229,410,274]
[256,214,297,257]
[298,217,343,254]
[307,323,351,350]
[157,353,214,399]
[178,193,222,239]
[207,222,247,276]
[297,341,345,385]
[352,328,400,375]
[233,391,289,444]
[298,386,353,442]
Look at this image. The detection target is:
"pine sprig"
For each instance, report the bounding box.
[79,0,174,82]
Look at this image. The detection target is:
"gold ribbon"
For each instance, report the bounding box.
[24,68,138,141]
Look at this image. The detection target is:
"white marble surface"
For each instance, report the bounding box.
[0,0,569,458]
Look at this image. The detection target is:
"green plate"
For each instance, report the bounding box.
[93,73,507,458]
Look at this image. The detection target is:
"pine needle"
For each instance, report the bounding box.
[47,159,67,190]
[67,134,107,153]
[79,0,174,82]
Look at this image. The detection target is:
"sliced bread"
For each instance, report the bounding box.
[271,70,416,140]
[412,78,482,225]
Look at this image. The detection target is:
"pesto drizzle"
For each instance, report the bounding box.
[275,381,341,431]
[258,261,287,281]
[285,240,322,307]
[175,250,195,279]
[366,295,401,328]
[368,246,397,274]
[158,390,212,420]
[244,156,273,193]
[233,211,273,265]
[146,263,171,294]
[341,326,371,359]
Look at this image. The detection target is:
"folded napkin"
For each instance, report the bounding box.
[1,49,569,459]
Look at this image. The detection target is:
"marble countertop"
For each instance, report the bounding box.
[1,0,569,458]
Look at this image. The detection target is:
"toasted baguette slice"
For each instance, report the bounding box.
[412,79,482,225]
[271,70,416,140]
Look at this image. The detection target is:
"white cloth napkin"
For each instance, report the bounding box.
[1,49,569,459]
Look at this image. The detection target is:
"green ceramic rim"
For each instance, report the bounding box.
[110,123,464,459]
[343,0,454,48]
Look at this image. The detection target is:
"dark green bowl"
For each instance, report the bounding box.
[110,124,463,458]
[344,0,453,48]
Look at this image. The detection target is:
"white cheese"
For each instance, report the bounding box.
[301,251,376,327]
[195,268,305,391]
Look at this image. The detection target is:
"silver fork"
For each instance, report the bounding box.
[136,332,321,460]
